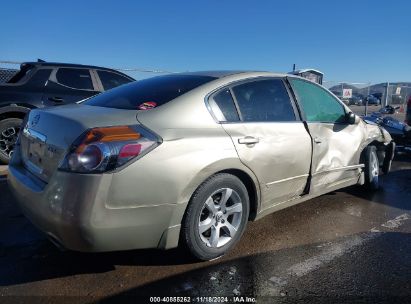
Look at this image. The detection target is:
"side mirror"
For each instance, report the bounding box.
[347,112,360,124]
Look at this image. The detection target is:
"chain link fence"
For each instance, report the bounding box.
[323,81,410,122]
[0,61,20,83]
[107,66,175,80]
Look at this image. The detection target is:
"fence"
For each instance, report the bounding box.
[323,81,410,121]
[0,61,20,83]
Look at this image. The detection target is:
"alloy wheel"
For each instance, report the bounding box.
[370,151,379,178]
[198,188,243,248]
[0,126,20,158]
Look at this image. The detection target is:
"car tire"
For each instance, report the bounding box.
[0,118,23,164]
[181,173,250,261]
[382,141,395,174]
[363,146,380,190]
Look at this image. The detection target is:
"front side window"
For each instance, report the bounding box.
[231,79,296,122]
[290,78,346,123]
[208,89,240,122]
[97,70,132,91]
[56,68,94,90]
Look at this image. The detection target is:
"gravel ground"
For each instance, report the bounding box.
[0,157,410,303]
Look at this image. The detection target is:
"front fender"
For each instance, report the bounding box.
[363,123,392,147]
[361,123,394,174]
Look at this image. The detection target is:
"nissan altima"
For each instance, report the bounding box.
[8,71,395,260]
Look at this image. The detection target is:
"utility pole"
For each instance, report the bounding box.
[365,84,370,116]
[384,82,390,107]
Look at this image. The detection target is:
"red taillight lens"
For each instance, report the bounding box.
[60,125,161,173]
[119,143,142,158]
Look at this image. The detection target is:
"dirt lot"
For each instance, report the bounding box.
[0,158,410,303]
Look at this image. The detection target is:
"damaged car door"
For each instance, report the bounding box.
[289,78,364,194]
[215,78,312,210]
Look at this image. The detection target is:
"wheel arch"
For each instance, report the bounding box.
[181,163,261,222]
[216,168,259,221]
[0,104,33,121]
[360,140,389,165]
[161,159,262,250]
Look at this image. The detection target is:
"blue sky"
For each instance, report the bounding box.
[1,0,410,83]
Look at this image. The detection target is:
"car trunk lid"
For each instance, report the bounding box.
[20,104,139,183]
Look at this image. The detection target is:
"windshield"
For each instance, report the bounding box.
[85,74,217,110]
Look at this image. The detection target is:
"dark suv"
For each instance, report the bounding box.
[0,61,134,163]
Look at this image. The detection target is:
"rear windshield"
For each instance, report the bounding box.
[85,74,217,110]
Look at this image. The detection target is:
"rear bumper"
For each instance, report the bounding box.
[7,164,182,252]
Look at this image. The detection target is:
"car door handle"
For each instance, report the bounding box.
[238,136,259,145]
[314,137,322,144]
[48,97,64,103]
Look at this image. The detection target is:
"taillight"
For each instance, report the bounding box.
[59,125,161,173]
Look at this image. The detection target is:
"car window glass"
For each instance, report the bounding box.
[29,69,52,87]
[209,89,240,122]
[97,70,132,91]
[290,79,346,123]
[85,75,217,110]
[231,79,296,122]
[56,68,94,90]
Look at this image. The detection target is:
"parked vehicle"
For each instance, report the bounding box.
[363,105,411,154]
[364,94,380,105]
[8,71,395,261]
[372,93,383,101]
[0,61,135,163]
[350,94,364,106]
[331,93,363,106]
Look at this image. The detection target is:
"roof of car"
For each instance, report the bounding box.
[172,70,288,79]
[22,61,123,71]
[174,70,251,78]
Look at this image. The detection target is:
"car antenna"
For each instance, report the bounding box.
[37,58,46,62]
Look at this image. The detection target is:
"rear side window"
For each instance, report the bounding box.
[290,78,346,123]
[97,70,132,91]
[85,75,217,110]
[208,89,240,122]
[231,79,296,122]
[56,68,94,90]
